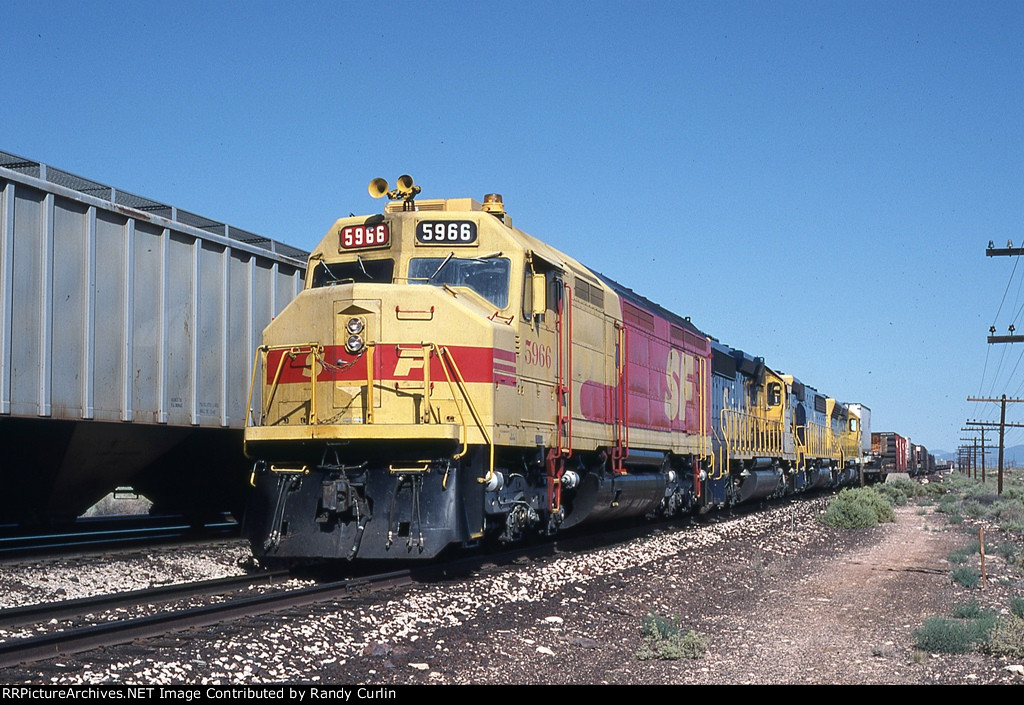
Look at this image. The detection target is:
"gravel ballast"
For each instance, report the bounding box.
[1,495,1023,685]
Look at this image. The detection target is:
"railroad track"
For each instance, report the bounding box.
[0,567,425,669]
[0,492,830,671]
[0,514,668,670]
[0,569,304,669]
[0,515,240,558]
[0,570,290,630]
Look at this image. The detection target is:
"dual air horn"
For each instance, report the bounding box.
[368,175,421,210]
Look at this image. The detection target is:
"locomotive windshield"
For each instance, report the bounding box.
[408,256,510,308]
[311,258,394,287]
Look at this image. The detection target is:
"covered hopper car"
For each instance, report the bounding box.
[0,151,306,526]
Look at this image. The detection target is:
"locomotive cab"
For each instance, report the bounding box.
[243,190,534,559]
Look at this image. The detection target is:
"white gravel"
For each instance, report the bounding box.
[0,505,823,684]
[0,542,252,609]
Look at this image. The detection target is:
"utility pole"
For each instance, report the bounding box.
[961,426,987,482]
[982,240,1024,488]
[987,243,1024,340]
[966,395,1024,494]
[959,436,979,479]
[988,240,1024,258]
[957,445,971,474]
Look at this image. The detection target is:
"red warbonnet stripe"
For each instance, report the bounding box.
[266,345,506,386]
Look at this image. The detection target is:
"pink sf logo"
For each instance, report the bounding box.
[663,349,694,422]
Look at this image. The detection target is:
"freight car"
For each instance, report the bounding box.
[866,432,938,478]
[243,178,870,562]
[0,151,306,526]
[872,432,908,474]
[911,444,937,475]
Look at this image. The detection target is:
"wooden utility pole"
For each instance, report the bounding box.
[986,241,1024,258]
[982,240,1024,489]
[966,395,1024,494]
[961,426,989,482]
[957,445,972,474]
[959,436,979,478]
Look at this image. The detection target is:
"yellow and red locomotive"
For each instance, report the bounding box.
[243,178,867,561]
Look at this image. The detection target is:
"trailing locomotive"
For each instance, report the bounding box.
[243,178,871,561]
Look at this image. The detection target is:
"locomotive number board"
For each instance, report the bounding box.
[339,223,390,250]
[416,220,478,245]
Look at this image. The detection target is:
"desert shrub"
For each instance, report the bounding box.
[920,481,949,498]
[1010,597,1024,618]
[948,547,971,565]
[820,488,895,529]
[913,617,976,653]
[970,613,998,640]
[962,500,986,519]
[951,600,993,620]
[987,616,1024,658]
[992,499,1024,532]
[642,613,677,640]
[917,594,995,655]
[996,542,1019,564]
[937,497,961,515]
[943,475,974,493]
[960,538,998,555]
[636,613,707,661]
[888,476,921,498]
[875,483,908,506]
[820,497,876,528]
[952,566,981,588]
[964,488,999,503]
[1003,485,1024,502]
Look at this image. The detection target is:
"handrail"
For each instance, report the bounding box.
[794,421,840,460]
[555,283,573,456]
[697,355,709,458]
[243,337,499,488]
[721,408,785,457]
[434,344,494,483]
[246,346,262,426]
[612,322,628,474]
[692,354,710,496]
[246,343,324,427]
[365,343,375,424]
[425,343,469,460]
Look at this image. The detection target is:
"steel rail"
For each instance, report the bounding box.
[0,490,839,670]
[0,517,239,558]
[0,569,414,669]
[0,518,657,669]
[0,570,291,629]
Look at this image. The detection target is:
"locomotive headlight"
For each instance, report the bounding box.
[345,334,365,354]
[346,317,364,335]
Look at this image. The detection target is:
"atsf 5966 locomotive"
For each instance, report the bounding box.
[243,177,871,561]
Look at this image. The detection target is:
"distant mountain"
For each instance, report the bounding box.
[934,445,1024,465]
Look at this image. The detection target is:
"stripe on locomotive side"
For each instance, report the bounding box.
[265,345,517,387]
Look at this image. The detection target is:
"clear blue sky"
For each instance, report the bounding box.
[3,0,1022,455]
